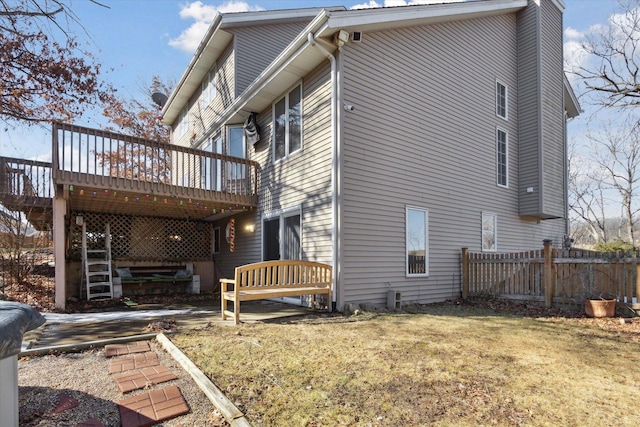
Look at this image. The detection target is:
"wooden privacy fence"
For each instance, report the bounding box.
[461,240,640,309]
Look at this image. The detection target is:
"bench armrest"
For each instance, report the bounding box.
[220,278,235,293]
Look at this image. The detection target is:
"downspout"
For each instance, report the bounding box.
[308,31,340,311]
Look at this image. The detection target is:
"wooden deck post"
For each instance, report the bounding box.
[543,239,553,308]
[53,185,67,310]
[461,248,469,299]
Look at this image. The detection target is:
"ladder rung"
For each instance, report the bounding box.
[87,260,109,266]
[88,281,112,287]
[87,293,112,299]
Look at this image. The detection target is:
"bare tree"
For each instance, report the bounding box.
[569,118,640,247]
[568,140,610,244]
[589,121,640,244]
[0,0,114,125]
[567,0,640,247]
[573,0,640,109]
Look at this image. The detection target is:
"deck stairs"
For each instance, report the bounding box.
[81,220,114,300]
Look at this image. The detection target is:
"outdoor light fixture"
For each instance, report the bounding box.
[245,223,256,233]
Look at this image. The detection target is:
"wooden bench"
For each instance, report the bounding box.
[220,260,332,324]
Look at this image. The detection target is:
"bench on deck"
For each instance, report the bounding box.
[113,264,198,296]
[220,260,332,324]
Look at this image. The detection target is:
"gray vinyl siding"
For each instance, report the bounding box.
[199,43,235,146]
[213,61,334,276]
[517,0,565,218]
[212,211,260,280]
[231,21,312,96]
[540,0,565,218]
[173,42,235,149]
[516,2,541,216]
[339,10,565,308]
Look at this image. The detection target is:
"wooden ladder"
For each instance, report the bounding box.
[82,221,114,300]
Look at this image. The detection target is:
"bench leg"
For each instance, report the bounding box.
[234,298,240,325]
[221,296,227,321]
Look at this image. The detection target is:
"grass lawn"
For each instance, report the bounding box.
[171,301,640,426]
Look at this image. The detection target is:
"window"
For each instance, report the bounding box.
[496,81,508,120]
[482,212,497,252]
[201,135,222,191]
[273,84,302,161]
[496,128,508,187]
[263,207,301,261]
[406,207,428,277]
[202,66,217,107]
[177,107,188,138]
[227,126,246,192]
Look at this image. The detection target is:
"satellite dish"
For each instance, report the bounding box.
[151,92,168,108]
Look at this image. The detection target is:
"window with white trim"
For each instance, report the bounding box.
[496,81,508,120]
[202,66,217,107]
[496,128,508,187]
[263,207,301,261]
[273,83,302,161]
[177,107,188,138]
[406,206,429,277]
[482,212,497,252]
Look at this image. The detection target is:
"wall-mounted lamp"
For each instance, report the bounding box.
[245,223,256,233]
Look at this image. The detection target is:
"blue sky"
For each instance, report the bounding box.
[0,0,622,161]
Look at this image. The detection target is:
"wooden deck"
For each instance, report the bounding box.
[0,123,259,226]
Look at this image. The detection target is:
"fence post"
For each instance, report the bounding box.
[543,239,553,307]
[461,248,469,299]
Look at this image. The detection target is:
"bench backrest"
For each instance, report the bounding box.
[235,260,332,289]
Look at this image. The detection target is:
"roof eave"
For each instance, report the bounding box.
[162,13,224,125]
[162,7,348,126]
[325,0,529,32]
[564,74,582,118]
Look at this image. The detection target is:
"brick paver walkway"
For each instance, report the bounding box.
[114,365,178,393]
[104,341,151,357]
[118,385,189,427]
[108,340,190,426]
[109,352,159,374]
[43,339,189,427]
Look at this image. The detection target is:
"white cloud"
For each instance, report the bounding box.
[564,27,583,40]
[351,0,383,9]
[564,40,587,80]
[169,1,263,52]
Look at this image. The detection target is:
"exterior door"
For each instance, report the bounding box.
[262,208,304,305]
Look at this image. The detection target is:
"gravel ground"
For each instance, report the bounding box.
[18,339,229,426]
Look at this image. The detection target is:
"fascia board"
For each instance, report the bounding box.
[220,6,346,28]
[325,0,528,32]
[563,74,582,118]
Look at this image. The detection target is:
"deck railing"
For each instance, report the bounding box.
[52,122,258,199]
[0,156,53,200]
[461,241,640,308]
